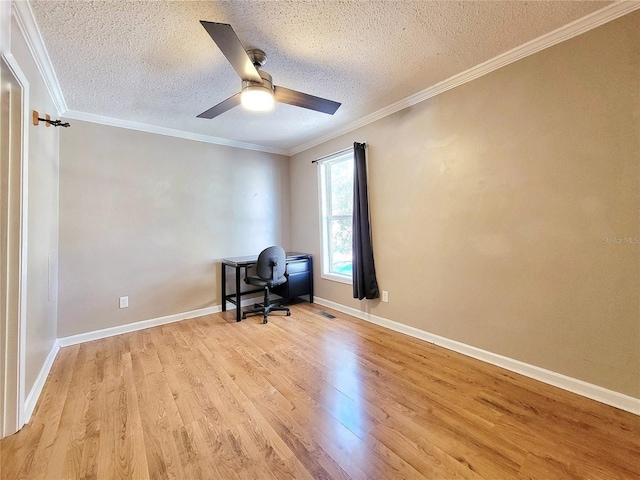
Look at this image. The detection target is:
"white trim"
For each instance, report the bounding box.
[12,0,66,115]
[0,50,30,435]
[63,110,289,156]
[313,297,640,416]
[320,272,352,285]
[23,341,59,422]
[289,1,640,156]
[317,150,355,284]
[56,295,263,347]
[15,50,29,431]
[57,305,222,347]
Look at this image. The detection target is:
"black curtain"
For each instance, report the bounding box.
[352,142,380,300]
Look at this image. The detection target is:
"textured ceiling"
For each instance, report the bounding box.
[30,1,610,153]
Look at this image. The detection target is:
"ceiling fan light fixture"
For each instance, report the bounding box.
[241,71,274,112]
[241,85,274,111]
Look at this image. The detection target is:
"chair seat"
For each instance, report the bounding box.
[245,275,286,289]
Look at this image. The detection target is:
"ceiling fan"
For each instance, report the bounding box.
[197,21,341,119]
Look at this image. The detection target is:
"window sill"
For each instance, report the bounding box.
[321,272,352,285]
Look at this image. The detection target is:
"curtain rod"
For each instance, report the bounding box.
[311,142,367,164]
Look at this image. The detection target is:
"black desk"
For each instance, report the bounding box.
[221,252,313,321]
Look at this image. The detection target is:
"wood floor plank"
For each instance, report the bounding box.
[61,344,96,478]
[75,343,103,480]
[96,339,119,480]
[2,303,638,479]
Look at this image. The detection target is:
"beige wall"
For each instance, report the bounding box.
[58,121,290,338]
[290,13,640,398]
[10,17,60,394]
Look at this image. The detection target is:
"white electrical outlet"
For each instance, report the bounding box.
[382,290,389,303]
[119,296,129,309]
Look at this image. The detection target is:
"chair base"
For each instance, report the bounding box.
[242,287,291,324]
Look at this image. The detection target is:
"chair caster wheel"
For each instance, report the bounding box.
[263,318,268,324]
[286,311,291,316]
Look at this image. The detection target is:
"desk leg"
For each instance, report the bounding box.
[221,263,226,312]
[309,256,314,303]
[235,265,242,322]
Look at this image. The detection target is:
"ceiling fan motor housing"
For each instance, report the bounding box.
[242,70,273,94]
[246,48,267,68]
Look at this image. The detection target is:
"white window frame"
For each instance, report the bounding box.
[317,149,354,285]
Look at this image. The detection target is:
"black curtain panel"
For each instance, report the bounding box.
[352,142,380,300]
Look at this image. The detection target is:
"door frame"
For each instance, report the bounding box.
[0,44,30,437]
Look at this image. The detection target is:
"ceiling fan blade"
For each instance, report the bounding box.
[197,92,241,119]
[200,21,263,83]
[274,86,341,115]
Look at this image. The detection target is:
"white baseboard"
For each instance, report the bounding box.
[57,295,264,347]
[33,297,638,418]
[24,297,265,421]
[24,340,60,422]
[57,305,222,347]
[313,297,640,416]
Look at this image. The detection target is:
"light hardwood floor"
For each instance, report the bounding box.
[1,303,639,479]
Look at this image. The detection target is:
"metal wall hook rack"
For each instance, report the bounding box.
[32,110,70,128]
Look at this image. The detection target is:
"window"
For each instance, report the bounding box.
[318,150,354,283]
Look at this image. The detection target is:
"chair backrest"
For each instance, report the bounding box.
[256,246,287,281]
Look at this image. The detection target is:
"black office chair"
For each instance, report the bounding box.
[242,246,291,324]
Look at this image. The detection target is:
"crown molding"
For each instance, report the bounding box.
[12,0,66,115]
[13,0,639,156]
[63,110,289,156]
[13,0,287,155]
[289,1,640,156]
